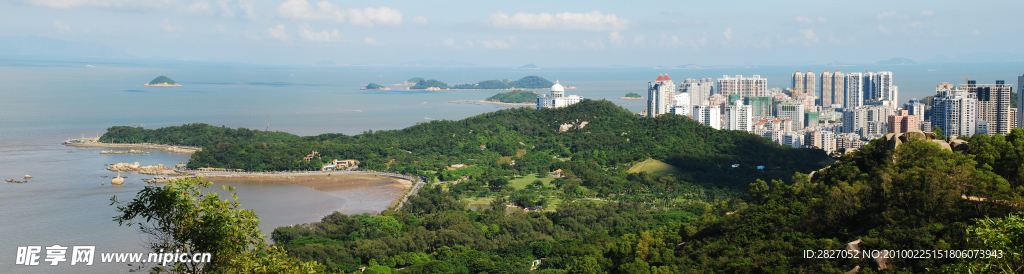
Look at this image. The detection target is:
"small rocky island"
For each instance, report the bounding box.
[621,92,644,100]
[145,75,182,87]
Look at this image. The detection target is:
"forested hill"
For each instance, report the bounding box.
[100,100,829,186]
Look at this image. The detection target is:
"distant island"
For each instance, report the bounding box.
[516,63,540,69]
[363,83,390,90]
[409,79,450,90]
[452,76,554,90]
[485,90,540,104]
[144,76,181,87]
[621,92,643,100]
[876,57,919,65]
[826,61,854,66]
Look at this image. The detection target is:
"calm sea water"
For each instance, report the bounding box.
[0,56,1021,273]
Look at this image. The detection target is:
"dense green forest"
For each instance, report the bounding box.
[410,79,449,89]
[270,133,1024,273]
[624,92,642,98]
[485,90,540,103]
[148,75,177,85]
[100,100,830,190]
[365,83,386,90]
[407,77,424,83]
[452,76,554,90]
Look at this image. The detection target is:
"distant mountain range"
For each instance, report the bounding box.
[875,57,919,65]
[0,36,133,59]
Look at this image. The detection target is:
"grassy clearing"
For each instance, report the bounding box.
[628,158,682,176]
[509,174,555,190]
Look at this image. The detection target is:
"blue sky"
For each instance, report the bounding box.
[1,0,1021,66]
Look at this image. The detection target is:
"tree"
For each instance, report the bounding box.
[111,177,323,273]
[933,125,946,141]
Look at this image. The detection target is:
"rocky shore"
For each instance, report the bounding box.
[108,162,181,175]
[63,138,200,154]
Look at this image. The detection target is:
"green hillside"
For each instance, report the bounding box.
[453,76,554,89]
[409,79,449,89]
[148,75,177,85]
[484,90,539,103]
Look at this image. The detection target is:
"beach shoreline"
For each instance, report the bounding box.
[450,100,536,107]
[63,138,201,153]
[201,172,412,193]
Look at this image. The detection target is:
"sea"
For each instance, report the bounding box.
[0,55,1021,273]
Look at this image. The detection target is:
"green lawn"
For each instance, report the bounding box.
[509,174,555,190]
[628,158,682,176]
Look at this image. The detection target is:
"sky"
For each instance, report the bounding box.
[0,0,1021,67]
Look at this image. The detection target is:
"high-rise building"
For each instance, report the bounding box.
[844,73,864,109]
[671,92,690,116]
[693,105,722,129]
[804,131,836,153]
[792,70,816,99]
[904,99,925,123]
[1018,74,1024,128]
[866,71,897,104]
[723,100,753,131]
[964,80,1012,135]
[536,80,583,109]
[887,110,920,133]
[717,75,768,98]
[776,100,805,130]
[820,70,845,108]
[646,74,675,117]
[679,78,714,107]
[842,104,892,140]
[805,112,820,128]
[932,87,977,139]
[744,96,773,117]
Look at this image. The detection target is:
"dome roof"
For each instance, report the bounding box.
[551,80,564,92]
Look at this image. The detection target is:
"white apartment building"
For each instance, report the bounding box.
[646,74,675,117]
[693,105,722,129]
[931,87,977,139]
[792,70,816,98]
[776,100,805,130]
[679,78,714,107]
[717,75,768,98]
[537,80,583,109]
[723,100,753,131]
[844,73,864,110]
[820,70,845,108]
[671,92,691,116]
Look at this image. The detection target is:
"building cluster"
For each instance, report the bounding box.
[646,72,1024,154]
[537,80,584,109]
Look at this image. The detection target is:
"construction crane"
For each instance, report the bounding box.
[961,77,971,84]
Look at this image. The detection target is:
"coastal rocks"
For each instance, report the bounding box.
[24,175,31,179]
[111,176,124,185]
[107,162,180,175]
[6,179,28,183]
[882,131,967,153]
[101,149,151,155]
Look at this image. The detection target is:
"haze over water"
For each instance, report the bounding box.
[0,56,1022,273]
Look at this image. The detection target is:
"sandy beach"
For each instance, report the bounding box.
[202,172,412,193]
[450,100,536,107]
[63,138,201,153]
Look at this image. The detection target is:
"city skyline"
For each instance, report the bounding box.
[1,0,1022,66]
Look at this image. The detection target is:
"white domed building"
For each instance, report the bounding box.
[536,80,583,109]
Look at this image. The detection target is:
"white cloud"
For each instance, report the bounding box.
[183,1,211,15]
[298,23,339,42]
[800,29,819,42]
[217,0,255,19]
[413,16,428,25]
[582,39,605,50]
[443,38,461,49]
[242,30,261,40]
[276,0,402,27]
[972,29,981,36]
[213,24,226,34]
[363,37,377,45]
[608,31,623,46]
[158,18,182,32]
[54,20,72,32]
[921,10,934,16]
[489,11,629,31]
[876,11,899,20]
[268,24,289,41]
[479,36,516,49]
[795,16,826,24]
[25,0,172,9]
[722,28,732,40]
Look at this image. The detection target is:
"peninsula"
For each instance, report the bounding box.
[144,75,182,87]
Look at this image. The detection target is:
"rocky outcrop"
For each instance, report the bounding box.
[883,131,967,153]
[107,162,179,175]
